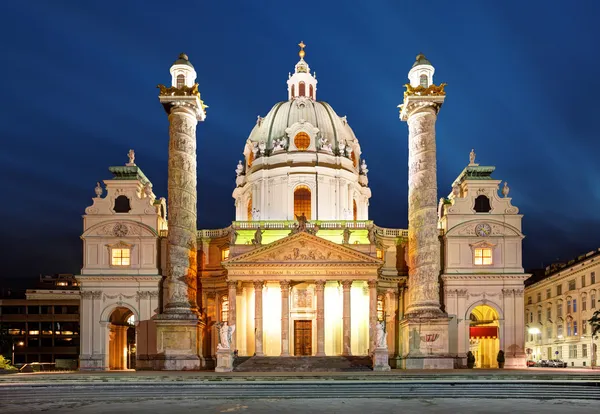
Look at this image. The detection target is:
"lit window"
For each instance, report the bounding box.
[294,132,310,151]
[376,295,384,322]
[294,185,311,220]
[248,151,254,168]
[420,74,428,88]
[221,295,229,322]
[376,249,384,260]
[126,314,135,326]
[474,248,492,265]
[353,200,358,221]
[111,248,131,266]
[221,248,230,261]
[176,74,185,88]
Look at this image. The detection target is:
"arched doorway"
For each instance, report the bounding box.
[469,304,500,368]
[108,307,136,370]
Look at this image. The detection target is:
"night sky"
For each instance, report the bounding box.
[1,1,599,288]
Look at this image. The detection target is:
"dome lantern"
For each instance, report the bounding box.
[287,41,318,100]
[170,53,197,89]
[407,53,435,88]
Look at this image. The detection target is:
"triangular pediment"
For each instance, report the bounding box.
[224,231,382,267]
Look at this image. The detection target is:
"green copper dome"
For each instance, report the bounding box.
[412,53,432,68]
[173,53,194,69]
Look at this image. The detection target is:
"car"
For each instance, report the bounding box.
[549,359,567,368]
[526,360,536,367]
[539,359,550,367]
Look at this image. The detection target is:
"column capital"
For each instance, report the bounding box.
[341,280,353,289]
[253,280,264,290]
[315,280,326,290]
[227,280,237,289]
[367,279,378,289]
[280,280,291,290]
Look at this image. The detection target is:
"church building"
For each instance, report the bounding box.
[76,44,528,371]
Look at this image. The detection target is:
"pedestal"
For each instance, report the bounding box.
[399,316,457,369]
[154,317,204,370]
[215,348,234,372]
[372,347,391,371]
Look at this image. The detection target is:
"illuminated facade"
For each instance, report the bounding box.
[524,251,600,367]
[76,46,528,371]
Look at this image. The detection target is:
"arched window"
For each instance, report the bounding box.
[114,195,131,213]
[291,84,295,98]
[294,185,311,220]
[474,195,492,213]
[247,197,252,221]
[309,84,314,99]
[294,132,310,151]
[420,74,428,88]
[177,74,185,88]
[351,151,357,167]
[299,82,306,97]
[248,151,254,168]
[353,200,358,221]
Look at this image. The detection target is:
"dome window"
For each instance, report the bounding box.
[351,151,357,168]
[294,132,310,151]
[474,195,492,213]
[299,82,306,97]
[294,185,311,220]
[247,197,253,221]
[247,151,254,168]
[176,74,185,89]
[353,200,358,221]
[420,74,428,88]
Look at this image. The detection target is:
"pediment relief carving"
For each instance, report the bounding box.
[225,232,381,265]
[83,220,158,238]
[448,220,522,237]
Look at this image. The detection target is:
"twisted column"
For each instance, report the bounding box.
[315,280,326,356]
[254,280,264,356]
[280,280,290,356]
[341,280,353,356]
[164,106,199,315]
[405,104,443,317]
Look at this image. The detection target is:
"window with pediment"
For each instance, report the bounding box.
[470,241,495,266]
[107,241,133,267]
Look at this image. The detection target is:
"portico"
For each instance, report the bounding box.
[222,232,382,357]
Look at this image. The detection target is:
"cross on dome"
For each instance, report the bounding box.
[288,41,317,100]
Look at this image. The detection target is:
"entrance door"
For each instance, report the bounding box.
[294,320,312,356]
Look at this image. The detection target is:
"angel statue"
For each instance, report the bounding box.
[375,321,387,349]
[295,212,308,232]
[217,322,236,350]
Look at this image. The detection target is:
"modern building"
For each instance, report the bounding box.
[525,250,600,367]
[76,46,528,371]
[0,274,80,365]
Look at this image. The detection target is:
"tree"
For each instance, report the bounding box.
[590,310,600,336]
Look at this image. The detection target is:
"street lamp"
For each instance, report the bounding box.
[11,341,24,366]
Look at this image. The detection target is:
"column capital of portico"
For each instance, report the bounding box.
[315,280,326,290]
[341,280,353,289]
[280,280,291,290]
[367,279,378,289]
[253,280,264,290]
[227,280,237,289]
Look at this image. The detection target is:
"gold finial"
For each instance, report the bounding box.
[298,41,306,59]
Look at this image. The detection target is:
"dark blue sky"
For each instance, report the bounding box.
[1,1,599,287]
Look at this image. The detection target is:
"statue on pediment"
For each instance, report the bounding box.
[342,226,353,245]
[295,212,308,232]
[251,227,264,246]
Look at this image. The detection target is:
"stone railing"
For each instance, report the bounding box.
[158,221,408,239]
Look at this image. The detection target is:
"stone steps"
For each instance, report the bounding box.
[234,356,373,372]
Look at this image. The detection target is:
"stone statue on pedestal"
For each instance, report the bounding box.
[252,227,264,246]
[235,160,244,176]
[295,212,308,232]
[217,322,235,350]
[469,148,476,165]
[342,227,353,245]
[127,149,136,166]
[376,321,387,348]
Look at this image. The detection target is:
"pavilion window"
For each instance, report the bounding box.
[111,248,130,266]
[557,303,563,318]
[574,321,578,335]
[573,299,577,312]
[176,74,185,88]
[294,185,311,220]
[474,248,492,265]
[557,325,563,337]
[582,296,587,311]
[567,320,572,336]
[592,272,596,284]
[591,293,596,308]
[546,307,551,320]
[299,82,306,97]
[113,195,131,213]
[420,74,428,88]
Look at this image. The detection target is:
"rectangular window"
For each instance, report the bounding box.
[546,307,552,320]
[583,322,587,335]
[592,294,597,308]
[537,292,541,303]
[474,248,492,265]
[574,321,578,335]
[583,297,587,311]
[546,288,551,299]
[557,303,563,318]
[546,326,552,339]
[569,345,577,358]
[527,296,532,305]
[568,280,576,291]
[220,295,229,323]
[592,272,596,284]
[583,344,588,358]
[557,285,562,295]
[582,275,586,288]
[221,248,230,261]
[567,300,571,314]
[537,310,542,324]
[529,312,533,323]
[111,248,130,266]
[557,347,563,359]
[573,299,577,312]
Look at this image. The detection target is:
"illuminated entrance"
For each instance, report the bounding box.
[294,320,312,355]
[108,307,136,370]
[469,304,500,368]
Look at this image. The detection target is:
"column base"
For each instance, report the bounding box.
[372,347,391,371]
[505,354,527,369]
[399,355,457,369]
[215,348,234,372]
[399,314,458,369]
[79,355,106,371]
[154,316,205,370]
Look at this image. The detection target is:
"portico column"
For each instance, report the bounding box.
[341,280,353,356]
[315,280,326,356]
[227,280,237,351]
[368,279,378,353]
[280,280,291,356]
[254,280,264,356]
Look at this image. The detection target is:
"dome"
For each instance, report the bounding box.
[412,53,431,68]
[246,97,359,153]
[173,53,194,68]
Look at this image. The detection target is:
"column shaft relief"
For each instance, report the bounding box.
[405,104,444,317]
[164,106,199,315]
